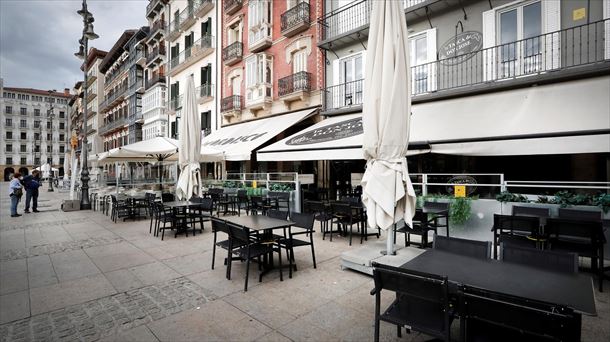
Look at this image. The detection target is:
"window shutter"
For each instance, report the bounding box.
[207,63,212,84]
[603,0,610,59]
[207,17,212,35]
[543,0,561,70]
[482,9,496,81]
[171,121,176,138]
[426,28,437,92]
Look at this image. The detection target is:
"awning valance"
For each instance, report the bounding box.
[202,108,317,161]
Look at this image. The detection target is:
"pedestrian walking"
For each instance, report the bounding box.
[9,172,24,217]
[23,170,42,213]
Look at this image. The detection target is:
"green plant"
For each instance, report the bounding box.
[593,193,610,213]
[268,182,293,192]
[222,181,237,188]
[536,195,550,203]
[495,191,529,203]
[416,193,473,225]
[549,191,593,207]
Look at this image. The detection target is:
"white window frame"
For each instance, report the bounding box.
[331,51,365,109]
[244,53,273,105]
[248,0,272,46]
[409,28,437,94]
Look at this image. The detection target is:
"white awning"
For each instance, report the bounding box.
[203,108,317,161]
[431,134,610,156]
[257,114,429,161]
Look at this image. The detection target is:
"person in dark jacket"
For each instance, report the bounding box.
[23,170,42,213]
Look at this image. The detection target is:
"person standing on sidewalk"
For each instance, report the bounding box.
[9,172,24,217]
[23,170,42,213]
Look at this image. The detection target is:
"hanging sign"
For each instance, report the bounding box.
[454,185,466,198]
[439,31,483,65]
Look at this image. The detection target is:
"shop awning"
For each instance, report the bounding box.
[203,108,317,161]
[257,114,429,161]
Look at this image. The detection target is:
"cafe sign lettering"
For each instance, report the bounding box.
[286,117,362,146]
[439,31,483,65]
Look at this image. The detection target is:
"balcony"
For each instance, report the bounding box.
[104,63,128,85]
[322,79,363,114]
[179,4,197,31]
[148,19,166,41]
[249,25,272,52]
[168,35,215,76]
[129,113,144,125]
[195,0,214,17]
[222,41,242,66]
[224,0,242,16]
[146,45,166,66]
[20,124,29,129]
[146,0,166,19]
[196,84,214,104]
[129,50,146,67]
[128,79,145,94]
[145,74,166,90]
[100,84,128,112]
[409,18,610,101]
[281,2,310,38]
[278,71,312,103]
[99,117,128,135]
[86,72,97,87]
[221,95,242,120]
[167,19,181,42]
[86,91,97,104]
[168,95,183,114]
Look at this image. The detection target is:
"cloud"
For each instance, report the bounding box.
[0,0,148,91]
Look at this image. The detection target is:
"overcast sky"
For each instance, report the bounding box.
[0,0,148,91]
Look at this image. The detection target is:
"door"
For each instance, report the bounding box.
[338,54,363,108]
[498,1,541,78]
[293,49,307,91]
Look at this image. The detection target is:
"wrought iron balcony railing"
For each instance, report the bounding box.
[224,0,243,15]
[149,19,166,39]
[323,79,363,112]
[168,35,215,75]
[145,74,166,90]
[278,71,312,97]
[222,41,243,65]
[99,117,128,135]
[221,95,242,112]
[146,45,166,65]
[169,95,183,112]
[281,2,310,37]
[196,84,214,100]
[100,84,128,111]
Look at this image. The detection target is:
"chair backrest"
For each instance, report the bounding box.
[460,285,580,342]
[161,193,175,202]
[251,195,263,205]
[424,201,449,211]
[500,244,578,274]
[332,202,352,216]
[189,196,203,203]
[199,197,213,211]
[267,209,288,220]
[372,263,450,337]
[305,200,325,213]
[433,235,491,259]
[546,218,602,242]
[290,212,315,231]
[237,189,248,199]
[512,205,550,218]
[492,214,539,235]
[558,208,601,222]
[226,222,250,244]
[340,196,360,205]
[211,217,229,234]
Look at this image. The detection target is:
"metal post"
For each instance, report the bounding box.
[80,36,91,209]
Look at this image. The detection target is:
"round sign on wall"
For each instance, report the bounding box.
[439,31,483,65]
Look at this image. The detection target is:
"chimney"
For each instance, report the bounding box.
[64,88,70,96]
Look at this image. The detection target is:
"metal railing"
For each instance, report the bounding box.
[196,84,214,99]
[169,95,183,111]
[104,63,128,85]
[279,71,312,97]
[149,19,166,36]
[128,50,144,66]
[323,79,363,112]
[145,74,166,89]
[411,19,610,96]
[100,84,128,111]
[281,2,310,34]
[146,45,166,64]
[146,0,162,16]
[99,117,128,135]
[128,79,144,94]
[221,95,242,112]
[168,35,215,72]
[222,41,242,62]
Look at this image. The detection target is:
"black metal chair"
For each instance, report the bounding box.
[278,212,317,276]
[546,218,605,291]
[331,202,362,245]
[147,194,158,234]
[249,195,265,215]
[211,217,246,280]
[558,208,602,222]
[161,193,175,202]
[424,201,450,236]
[500,244,578,274]
[492,214,541,259]
[305,200,332,239]
[459,285,581,342]
[433,235,492,259]
[370,262,452,342]
[226,223,283,292]
[236,189,248,216]
[267,209,288,220]
[395,210,427,248]
[110,195,132,223]
[154,202,175,240]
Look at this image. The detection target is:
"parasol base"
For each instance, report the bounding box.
[380,250,396,256]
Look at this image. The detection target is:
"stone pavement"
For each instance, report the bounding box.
[0,183,608,341]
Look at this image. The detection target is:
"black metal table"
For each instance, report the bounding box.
[163,201,204,237]
[400,249,597,316]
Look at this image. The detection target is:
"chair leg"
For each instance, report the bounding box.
[211,234,217,270]
[349,224,353,246]
[277,246,283,282]
[310,239,317,269]
[374,293,381,342]
[244,248,250,292]
[397,325,402,337]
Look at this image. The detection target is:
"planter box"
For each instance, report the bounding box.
[61,200,80,212]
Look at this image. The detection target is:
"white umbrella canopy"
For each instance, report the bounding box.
[361,1,417,254]
[176,76,202,200]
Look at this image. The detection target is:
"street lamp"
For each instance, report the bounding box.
[47,91,55,192]
[74,0,98,210]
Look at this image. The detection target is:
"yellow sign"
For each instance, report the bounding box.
[573,8,586,21]
[454,185,466,198]
[252,180,257,188]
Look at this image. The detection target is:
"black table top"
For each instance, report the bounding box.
[418,207,449,215]
[163,201,202,208]
[224,215,294,231]
[400,249,597,316]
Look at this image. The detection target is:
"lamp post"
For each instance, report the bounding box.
[47,92,55,192]
[74,0,98,210]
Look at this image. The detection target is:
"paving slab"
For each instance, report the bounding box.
[129,261,181,286]
[84,241,155,272]
[27,255,59,289]
[104,269,145,293]
[50,249,101,282]
[100,324,160,342]
[0,290,29,324]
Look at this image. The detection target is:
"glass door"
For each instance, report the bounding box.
[498,1,541,78]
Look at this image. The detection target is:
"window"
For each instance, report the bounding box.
[59,158,64,166]
[171,121,177,138]
[293,49,307,73]
[201,111,211,133]
[34,132,40,141]
[59,111,65,118]
[47,121,51,129]
[34,109,40,116]
[59,122,65,130]
[6,144,12,152]
[20,132,27,140]
[20,157,26,165]
[34,121,41,128]
[20,119,27,128]
[60,146,65,153]
[35,145,40,153]
[409,29,437,94]
[332,52,364,108]
[47,146,51,153]
[228,21,242,44]
[5,118,12,126]
[6,132,12,139]
[244,54,273,104]
[20,107,26,115]
[248,0,272,47]
[6,157,13,165]
[20,144,26,152]
[5,106,12,114]
[35,158,40,166]
[47,133,51,141]
[59,134,65,141]
[201,17,213,37]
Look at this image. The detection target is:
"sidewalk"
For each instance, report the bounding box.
[0,183,608,341]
